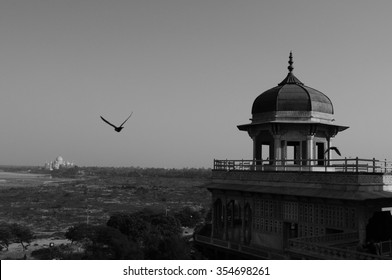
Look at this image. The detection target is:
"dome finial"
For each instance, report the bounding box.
[288,51,293,73]
[278,51,303,85]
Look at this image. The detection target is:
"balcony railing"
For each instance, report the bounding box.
[195,230,391,259]
[290,231,359,245]
[194,234,286,259]
[288,235,391,260]
[213,158,392,173]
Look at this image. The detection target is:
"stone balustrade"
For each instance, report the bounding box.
[195,230,391,259]
[214,158,392,173]
[288,235,390,260]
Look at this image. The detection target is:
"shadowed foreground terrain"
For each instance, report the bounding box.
[0,166,211,259]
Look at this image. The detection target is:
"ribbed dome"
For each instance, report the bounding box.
[238,53,348,134]
[252,73,334,115]
[252,53,334,116]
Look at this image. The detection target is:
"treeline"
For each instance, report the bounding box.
[31,206,208,260]
[51,166,212,179]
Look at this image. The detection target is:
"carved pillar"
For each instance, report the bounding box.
[281,140,287,164]
[357,206,370,245]
[307,135,314,166]
[327,137,331,165]
[271,124,281,165]
[223,195,228,240]
[249,129,260,161]
[230,201,234,241]
[273,135,281,165]
[240,197,245,243]
[211,200,215,239]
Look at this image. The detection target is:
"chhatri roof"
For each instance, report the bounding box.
[251,52,334,115]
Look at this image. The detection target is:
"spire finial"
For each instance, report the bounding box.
[278,51,303,85]
[288,51,293,73]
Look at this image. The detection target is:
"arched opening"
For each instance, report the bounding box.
[227,200,241,242]
[366,211,392,243]
[365,211,392,255]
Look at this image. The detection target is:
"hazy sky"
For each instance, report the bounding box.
[1,0,392,168]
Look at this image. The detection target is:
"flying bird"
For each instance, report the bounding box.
[324,146,341,156]
[100,112,133,132]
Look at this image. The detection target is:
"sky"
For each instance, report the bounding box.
[1,0,392,168]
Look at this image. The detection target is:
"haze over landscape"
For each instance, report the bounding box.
[1,0,392,168]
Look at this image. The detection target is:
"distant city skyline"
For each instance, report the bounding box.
[1,0,392,168]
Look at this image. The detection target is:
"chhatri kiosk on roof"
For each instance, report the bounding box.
[238,51,349,170]
[194,53,392,260]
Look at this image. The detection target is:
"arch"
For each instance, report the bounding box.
[227,200,241,226]
[227,200,242,242]
[366,211,392,243]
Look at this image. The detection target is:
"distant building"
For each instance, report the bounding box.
[195,53,392,259]
[44,155,74,171]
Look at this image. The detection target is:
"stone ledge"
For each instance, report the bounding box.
[212,170,392,190]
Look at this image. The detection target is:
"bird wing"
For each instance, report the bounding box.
[324,146,342,156]
[331,147,341,156]
[100,116,118,129]
[119,112,133,127]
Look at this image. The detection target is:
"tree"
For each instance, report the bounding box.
[143,234,190,260]
[143,214,190,259]
[65,223,95,244]
[10,223,34,250]
[174,206,202,228]
[106,211,190,259]
[0,223,13,251]
[149,214,182,237]
[87,225,141,260]
[65,223,142,259]
[106,213,149,243]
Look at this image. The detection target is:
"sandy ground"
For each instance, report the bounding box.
[0,237,71,260]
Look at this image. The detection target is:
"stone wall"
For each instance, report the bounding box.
[212,170,392,190]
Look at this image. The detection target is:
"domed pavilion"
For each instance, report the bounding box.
[194,53,392,260]
[238,52,348,170]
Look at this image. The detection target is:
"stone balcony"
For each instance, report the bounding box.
[212,159,392,193]
[209,159,392,201]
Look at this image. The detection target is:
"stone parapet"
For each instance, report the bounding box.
[212,170,392,191]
